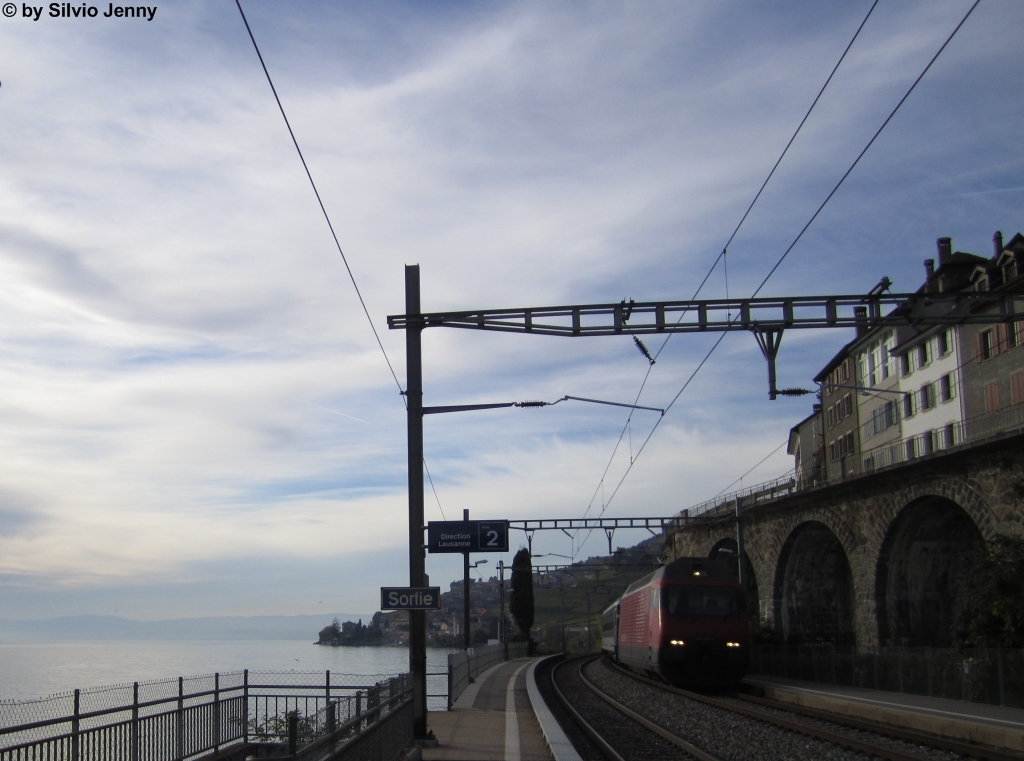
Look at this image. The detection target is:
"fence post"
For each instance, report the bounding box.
[325,669,331,705]
[243,669,250,744]
[177,676,185,761]
[447,661,453,711]
[327,702,336,734]
[998,649,1006,706]
[132,682,139,761]
[287,713,297,756]
[214,672,221,754]
[72,688,80,761]
[356,691,362,734]
[898,651,904,694]
[927,651,933,697]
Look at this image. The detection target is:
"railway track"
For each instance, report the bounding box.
[602,658,1023,761]
[549,655,712,761]
[548,654,1021,761]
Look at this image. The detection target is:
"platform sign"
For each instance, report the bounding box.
[380,587,442,610]
[427,520,509,553]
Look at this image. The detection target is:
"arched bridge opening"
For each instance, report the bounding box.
[775,521,855,645]
[876,496,983,647]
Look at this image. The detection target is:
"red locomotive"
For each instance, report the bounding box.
[602,557,749,687]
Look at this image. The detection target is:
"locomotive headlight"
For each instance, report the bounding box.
[726,642,741,648]
[669,639,685,646]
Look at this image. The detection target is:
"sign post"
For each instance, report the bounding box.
[404,265,427,739]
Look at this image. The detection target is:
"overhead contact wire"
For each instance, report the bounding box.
[236,1,454,519]
[575,0,979,554]
[235,0,403,395]
[576,0,881,541]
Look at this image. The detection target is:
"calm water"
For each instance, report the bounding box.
[0,640,456,701]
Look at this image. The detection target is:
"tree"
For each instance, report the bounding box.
[955,534,1024,648]
[509,547,534,637]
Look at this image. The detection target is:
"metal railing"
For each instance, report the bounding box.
[445,642,529,709]
[0,670,405,761]
[750,645,1024,708]
[290,674,412,761]
[678,403,1024,522]
[683,473,798,519]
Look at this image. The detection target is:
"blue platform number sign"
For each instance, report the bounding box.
[427,520,509,553]
[478,522,507,551]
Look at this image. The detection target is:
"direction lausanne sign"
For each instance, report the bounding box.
[427,520,509,553]
[380,587,442,610]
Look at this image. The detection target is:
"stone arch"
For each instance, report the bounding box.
[708,537,760,618]
[875,495,984,647]
[864,477,999,550]
[774,521,856,645]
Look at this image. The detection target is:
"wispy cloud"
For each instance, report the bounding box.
[0,0,1020,617]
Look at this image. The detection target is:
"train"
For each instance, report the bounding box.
[601,556,749,687]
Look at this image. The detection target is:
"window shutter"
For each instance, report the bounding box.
[1013,372,1024,406]
[985,382,999,413]
[975,334,983,363]
[996,324,1006,354]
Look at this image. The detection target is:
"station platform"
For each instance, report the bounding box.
[424,658,554,761]
[744,674,1024,753]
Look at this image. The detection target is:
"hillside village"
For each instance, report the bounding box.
[316,534,665,651]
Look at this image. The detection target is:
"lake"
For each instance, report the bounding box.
[0,640,457,705]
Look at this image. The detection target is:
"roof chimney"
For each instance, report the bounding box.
[924,259,935,280]
[854,306,868,338]
[937,237,952,264]
[994,230,1004,256]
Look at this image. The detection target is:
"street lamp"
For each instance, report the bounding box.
[464,557,488,650]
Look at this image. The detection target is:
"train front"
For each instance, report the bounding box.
[655,559,749,687]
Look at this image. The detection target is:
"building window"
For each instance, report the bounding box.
[944,423,956,448]
[900,353,911,377]
[985,381,999,413]
[918,341,931,368]
[977,330,994,362]
[905,439,916,460]
[1012,372,1024,406]
[937,330,950,356]
[920,383,935,411]
[939,373,954,402]
[844,394,852,416]
[902,394,914,419]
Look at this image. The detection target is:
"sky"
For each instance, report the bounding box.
[0,0,1021,622]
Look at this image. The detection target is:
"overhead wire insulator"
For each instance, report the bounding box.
[515,400,549,408]
[633,336,655,365]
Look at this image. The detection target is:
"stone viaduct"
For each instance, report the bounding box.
[665,433,1024,651]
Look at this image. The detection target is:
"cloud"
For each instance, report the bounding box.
[0,0,1020,617]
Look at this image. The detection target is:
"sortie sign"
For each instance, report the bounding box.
[426,520,509,553]
[380,587,442,610]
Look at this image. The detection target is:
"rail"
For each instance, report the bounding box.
[0,669,407,761]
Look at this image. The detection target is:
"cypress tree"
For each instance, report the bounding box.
[509,547,534,637]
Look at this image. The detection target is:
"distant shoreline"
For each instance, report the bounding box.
[0,613,374,643]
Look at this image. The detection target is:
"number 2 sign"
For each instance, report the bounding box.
[427,520,509,553]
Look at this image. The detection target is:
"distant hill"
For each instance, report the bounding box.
[0,613,373,642]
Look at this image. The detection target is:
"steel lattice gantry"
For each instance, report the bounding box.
[389,290,1024,400]
[387,291,1023,336]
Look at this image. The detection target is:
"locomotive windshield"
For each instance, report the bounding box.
[663,586,743,617]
